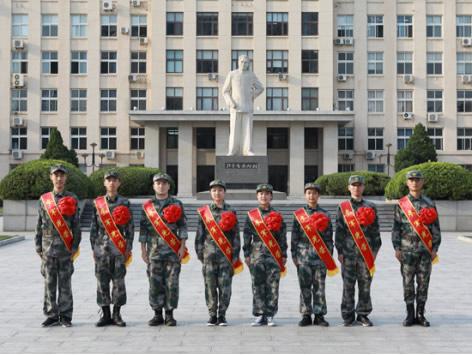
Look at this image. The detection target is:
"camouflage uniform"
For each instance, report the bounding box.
[195,202,240,317]
[90,194,134,307]
[243,206,287,317]
[291,205,333,316]
[139,196,188,311]
[335,198,381,321]
[35,190,81,321]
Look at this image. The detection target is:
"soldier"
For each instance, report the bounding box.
[292,183,337,327]
[195,179,242,326]
[90,171,134,327]
[35,165,81,327]
[335,175,381,327]
[243,184,287,327]
[392,170,441,327]
[140,173,189,327]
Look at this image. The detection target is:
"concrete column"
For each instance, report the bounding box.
[215,121,229,156]
[144,124,160,168]
[289,123,304,198]
[322,123,338,174]
[177,123,193,197]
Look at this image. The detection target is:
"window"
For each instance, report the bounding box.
[231,50,253,70]
[71,51,87,74]
[338,164,355,173]
[166,87,183,110]
[100,89,117,112]
[100,127,117,150]
[232,12,253,36]
[11,89,27,112]
[368,164,385,173]
[368,90,384,113]
[197,12,218,36]
[71,15,87,38]
[131,15,147,37]
[266,88,288,111]
[367,52,383,75]
[338,127,354,150]
[301,88,318,111]
[101,15,117,37]
[166,50,183,73]
[305,165,319,183]
[131,51,146,74]
[267,12,288,36]
[130,89,146,110]
[367,15,383,38]
[267,128,289,149]
[41,51,58,74]
[11,52,28,74]
[427,15,441,38]
[397,52,413,74]
[427,52,442,75]
[71,127,87,150]
[41,89,58,112]
[457,52,472,75]
[196,128,216,149]
[427,128,443,150]
[457,128,472,150]
[41,127,54,149]
[337,15,353,37]
[427,90,442,113]
[305,128,319,149]
[337,90,354,111]
[337,52,354,75]
[130,127,145,150]
[167,12,183,35]
[397,128,413,150]
[167,128,178,149]
[397,90,413,112]
[266,50,288,73]
[302,12,318,36]
[457,90,472,112]
[71,89,87,112]
[457,16,472,37]
[12,15,28,37]
[368,128,384,150]
[196,50,218,73]
[101,51,117,74]
[302,50,318,73]
[196,87,218,111]
[397,15,413,38]
[42,15,58,37]
[11,127,27,150]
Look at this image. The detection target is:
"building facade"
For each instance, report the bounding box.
[2,0,472,197]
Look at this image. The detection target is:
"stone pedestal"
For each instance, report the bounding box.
[215,155,268,189]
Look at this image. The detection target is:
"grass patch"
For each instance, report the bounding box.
[0,235,12,241]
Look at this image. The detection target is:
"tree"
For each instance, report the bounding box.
[394,123,437,172]
[40,128,79,167]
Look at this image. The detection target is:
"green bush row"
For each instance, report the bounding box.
[315,171,391,196]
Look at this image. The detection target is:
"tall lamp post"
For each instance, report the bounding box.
[81,142,105,173]
[386,143,392,176]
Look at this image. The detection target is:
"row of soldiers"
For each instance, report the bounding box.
[35,165,441,328]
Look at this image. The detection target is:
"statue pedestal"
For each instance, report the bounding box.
[215,155,268,189]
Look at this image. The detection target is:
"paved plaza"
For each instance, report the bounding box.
[0,229,471,353]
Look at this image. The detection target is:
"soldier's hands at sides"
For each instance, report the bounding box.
[431,250,437,261]
[282,257,287,266]
[338,254,344,264]
[141,251,149,264]
[395,250,402,262]
[245,257,250,267]
[37,251,43,259]
[292,258,299,266]
[177,244,185,260]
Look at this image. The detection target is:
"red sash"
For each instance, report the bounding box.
[247,208,286,277]
[143,200,190,264]
[94,196,132,266]
[340,201,376,276]
[197,205,243,275]
[398,196,439,264]
[40,192,79,261]
[293,208,339,276]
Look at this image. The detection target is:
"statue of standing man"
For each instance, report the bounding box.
[223,55,264,156]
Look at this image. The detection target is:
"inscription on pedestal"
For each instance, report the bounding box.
[216,156,268,189]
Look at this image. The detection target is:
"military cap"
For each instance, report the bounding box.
[104,170,120,179]
[304,182,321,192]
[348,175,365,185]
[50,164,68,175]
[153,172,172,183]
[406,170,424,179]
[256,183,273,193]
[209,179,226,190]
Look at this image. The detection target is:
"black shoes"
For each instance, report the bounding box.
[217,315,228,326]
[112,306,126,327]
[356,315,373,327]
[343,315,356,327]
[96,306,113,327]
[416,303,430,327]
[207,315,218,326]
[403,304,415,327]
[298,315,312,327]
[314,315,330,327]
[41,317,59,327]
[148,309,164,326]
[59,316,72,327]
[165,310,177,326]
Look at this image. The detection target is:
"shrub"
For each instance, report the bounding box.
[315,171,390,196]
[40,128,79,167]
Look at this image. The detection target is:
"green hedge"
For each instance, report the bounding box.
[0,159,94,200]
[314,171,391,196]
[385,162,472,200]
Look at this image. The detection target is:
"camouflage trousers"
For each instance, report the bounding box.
[400,251,432,305]
[40,256,74,319]
[147,259,181,311]
[202,258,234,317]
[341,256,373,320]
[297,263,327,316]
[95,254,127,307]
[249,259,280,317]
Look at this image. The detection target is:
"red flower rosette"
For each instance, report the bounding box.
[309,212,330,232]
[112,205,131,226]
[219,211,238,232]
[356,207,376,227]
[264,211,283,232]
[57,196,77,217]
[162,204,182,224]
[419,207,438,225]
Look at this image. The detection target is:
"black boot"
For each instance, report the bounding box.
[148,309,164,326]
[41,317,59,327]
[416,303,430,327]
[356,315,373,327]
[313,314,329,327]
[298,315,312,327]
[403,304,415,327]
[112,305,126,327]
[165,310,177,326]
[96,306,113,327]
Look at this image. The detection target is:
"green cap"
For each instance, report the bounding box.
[348,175,365,185]
[104,170,120,179]
[209,179,226,190]
[50,165,68,175]
[406,170,424,179]
[304,182,321,192]
[256,183,273,193]
[153,173,172,183]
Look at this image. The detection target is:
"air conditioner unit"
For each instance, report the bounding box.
[404,75,415,84]
[12,39,25,50]
[13,117,24,127]
[402,112,414,120]
[106,151,116,160]
[12,151,23,160]
[136,151,144,159]
[462,75,472,84]
[132,0,141,7]
[121,26,129,34]
[342,152,354,160]
[336,74,347,82]
[427,113,440,122]
[102,0,115,11]
[11,73,25,88]
[128,74,138,82]
[278,73,288,81]
[343,37,354,45]
[334,38,343,45]
[208,73,218,81]
[366,151,376,160]
[139,37,148,45]
[462,38,472,47]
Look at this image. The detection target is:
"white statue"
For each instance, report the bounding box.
[223,55,264,156]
